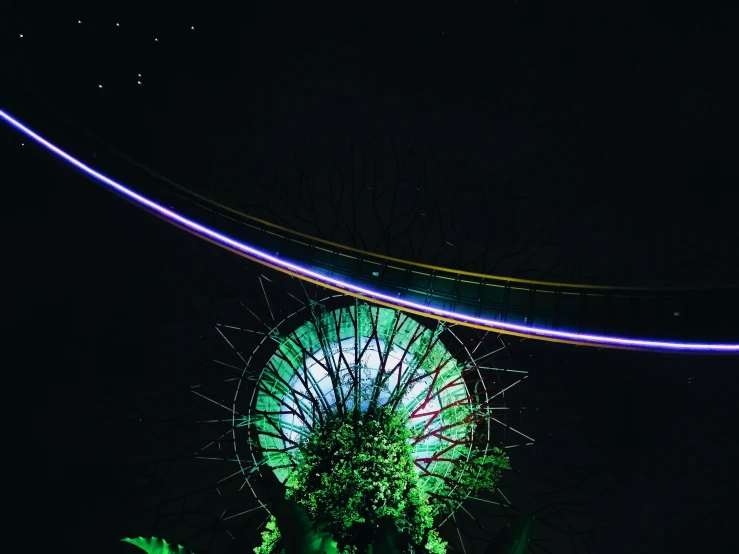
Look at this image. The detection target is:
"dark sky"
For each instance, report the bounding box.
[3,3,738,284]
[2,3,739,553]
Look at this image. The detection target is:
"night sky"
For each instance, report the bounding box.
[2,3,739,553]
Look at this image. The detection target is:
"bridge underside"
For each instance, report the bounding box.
[2,104,738,353]
[187,200,739,350]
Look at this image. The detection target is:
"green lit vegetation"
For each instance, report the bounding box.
[255,404,510,553]
[120,536,193,554]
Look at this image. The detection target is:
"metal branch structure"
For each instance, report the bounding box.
[248,301,526,493]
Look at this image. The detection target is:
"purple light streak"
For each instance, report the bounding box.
[2,109,738,353]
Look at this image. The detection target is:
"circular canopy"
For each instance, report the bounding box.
[253,303,475,497]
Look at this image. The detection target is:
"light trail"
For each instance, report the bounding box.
[2,108,738,353]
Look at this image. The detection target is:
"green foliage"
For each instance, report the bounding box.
[253,517,281,554]
[425,530,447,554]
[255,402,513,553]
[290,407,432,545]
[120,537,193,554]
[459,447,511,494]
[256,406,447,553]
[256,493,340,554]
[433,447,511,517]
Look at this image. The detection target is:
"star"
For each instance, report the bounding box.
[19,33,24,38]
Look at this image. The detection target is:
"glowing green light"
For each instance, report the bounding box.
[254,304,473,498]
[120,537,193,554]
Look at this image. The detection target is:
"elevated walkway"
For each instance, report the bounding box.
[2,100,737,353]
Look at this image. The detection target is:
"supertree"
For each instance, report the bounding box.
[216,299,519,553]
[121,270,535,554]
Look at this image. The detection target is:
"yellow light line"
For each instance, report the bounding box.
[157,178,736,292]
[162,215,663,353]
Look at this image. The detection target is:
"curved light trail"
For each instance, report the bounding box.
[2,108,738,353]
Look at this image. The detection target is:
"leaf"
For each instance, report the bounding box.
[120,537,194,554]
[260,465,338,554]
